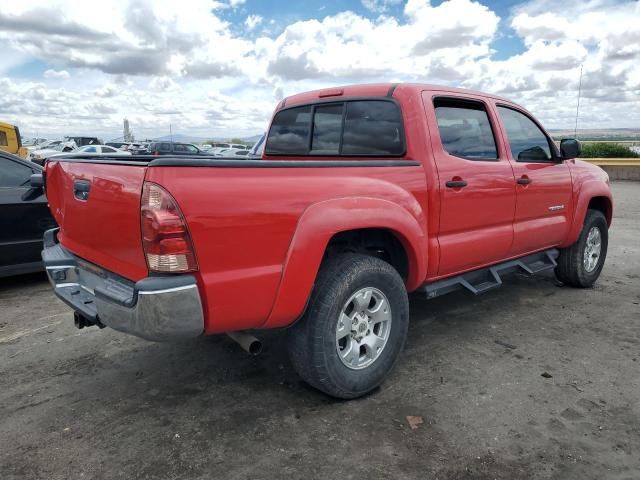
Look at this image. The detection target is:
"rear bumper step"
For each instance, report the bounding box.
[422,249,559,299]
[42,228,204,341]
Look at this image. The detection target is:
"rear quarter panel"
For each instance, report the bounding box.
[145,165,427,334]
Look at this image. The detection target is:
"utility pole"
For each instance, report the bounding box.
[170,123,173,142]
[574,64,583,138]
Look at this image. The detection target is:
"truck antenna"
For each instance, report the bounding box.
[574,64,583,138]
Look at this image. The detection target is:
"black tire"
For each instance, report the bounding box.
[287,253,409,399]
[555,209,608,288]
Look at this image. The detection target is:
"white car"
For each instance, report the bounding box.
[214,148,251,158]
[29,141,78,165]
[27,139,63,152]
[50,145,133,158]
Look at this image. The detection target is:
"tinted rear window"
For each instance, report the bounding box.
[342,101,403,155]
[266,100,404,156]
[311,104,343,154]
[434,98,498,160]
[266,106,312,154]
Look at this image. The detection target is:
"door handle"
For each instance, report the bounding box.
[517,176,532,185]
[74,180,91,200]
[445,179,467,188]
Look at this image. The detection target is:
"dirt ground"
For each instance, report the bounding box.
[1,181,638,480]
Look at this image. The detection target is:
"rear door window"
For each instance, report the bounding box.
[434,98,498,160]
[497,106,552,162]
[266,100,404,156]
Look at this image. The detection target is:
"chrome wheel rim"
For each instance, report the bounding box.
[583,226,602,273]
[336,287,392,370]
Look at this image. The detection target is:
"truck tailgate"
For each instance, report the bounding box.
[45,160,149,281]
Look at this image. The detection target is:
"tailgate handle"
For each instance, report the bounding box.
[74,180,91,200]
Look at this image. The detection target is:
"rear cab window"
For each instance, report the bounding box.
[433,98,498,161]
[265,99,404,156]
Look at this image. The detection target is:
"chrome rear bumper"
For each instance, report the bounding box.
[42,228,204,341]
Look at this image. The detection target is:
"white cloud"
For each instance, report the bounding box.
[0,0,638,138]
[245,14,263,31]
[361,0,402,13]
[43,69,70,79]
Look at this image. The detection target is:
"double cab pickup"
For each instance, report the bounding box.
[40,83,612,398]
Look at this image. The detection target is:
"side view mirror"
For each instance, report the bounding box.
[30,173,44,188]
[560,138,581,159]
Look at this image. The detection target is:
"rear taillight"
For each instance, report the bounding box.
[141,182,197,273]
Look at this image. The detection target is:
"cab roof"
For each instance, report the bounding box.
[280,83,514,108]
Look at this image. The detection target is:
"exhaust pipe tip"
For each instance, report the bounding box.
[227,331,262,356]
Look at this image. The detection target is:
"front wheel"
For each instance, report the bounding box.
[555,209,608,288]
[287,253,409,399]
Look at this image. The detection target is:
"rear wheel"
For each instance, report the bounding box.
[555,209,608,288]
[287,253,409,399]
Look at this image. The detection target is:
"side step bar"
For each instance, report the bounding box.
[421,249,559,300]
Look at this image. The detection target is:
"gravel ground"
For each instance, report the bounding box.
[0,181,638,480]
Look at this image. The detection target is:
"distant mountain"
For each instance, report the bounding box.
[152,133,263,144]
[240,134,264,143]
[153,133,210,143]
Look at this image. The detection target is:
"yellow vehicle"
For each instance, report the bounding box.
[0,121,28,158]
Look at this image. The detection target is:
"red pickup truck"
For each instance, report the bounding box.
[41,83,612,399]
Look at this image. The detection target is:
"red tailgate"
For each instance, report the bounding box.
[46,160,149,281]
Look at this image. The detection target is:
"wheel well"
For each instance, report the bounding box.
[325,228,409,281]
[588,196,612,225]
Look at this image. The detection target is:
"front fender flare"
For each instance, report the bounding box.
[263,197,427,329]
[562,180,613,247]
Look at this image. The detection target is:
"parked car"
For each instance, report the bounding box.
[0,151,57,277]
[49,145,133,158]
[0,121,28,158]
[147,142,205,156]
[64,136,101,147]
[105,142,131,150]
[214,148,250,157]
[22,138,48,147]
[41,83,612,399]
[27,139,62,153]
[128,143,150,154]
[29,141,77,165]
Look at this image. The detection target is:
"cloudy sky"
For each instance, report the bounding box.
[1,0,638,141]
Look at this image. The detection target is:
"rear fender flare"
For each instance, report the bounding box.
[263,197,427,329]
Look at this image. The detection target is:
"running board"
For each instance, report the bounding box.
[422,249,559,299]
